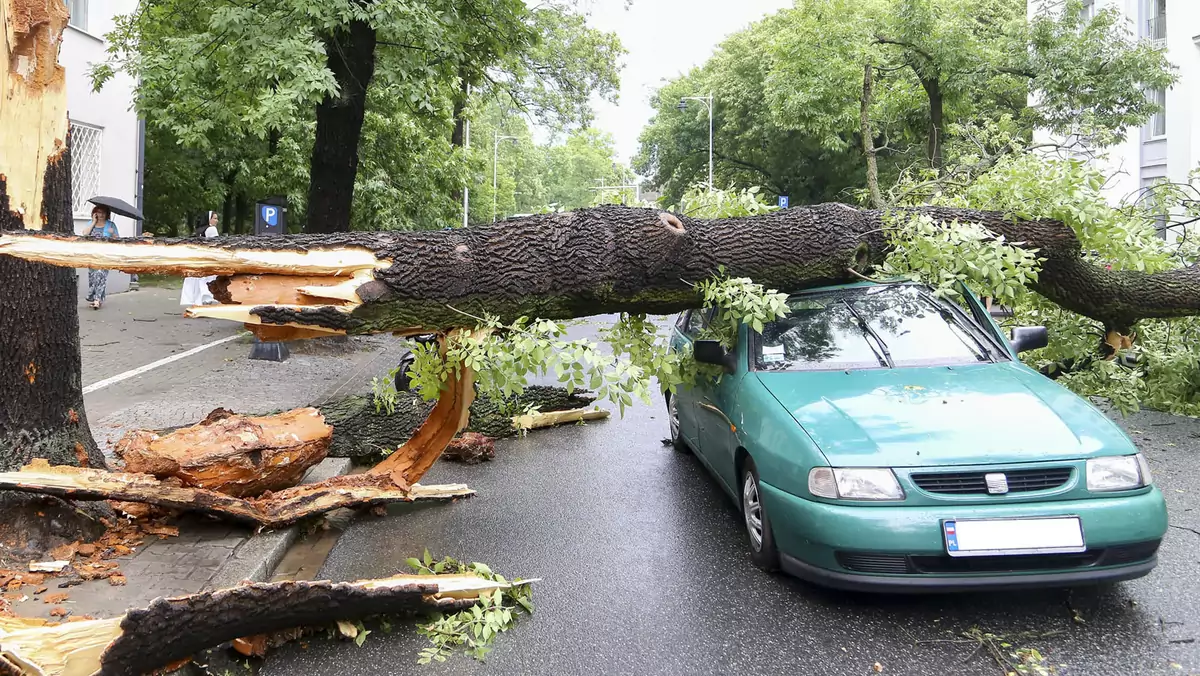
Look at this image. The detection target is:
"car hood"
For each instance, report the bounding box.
[755,364,1133,467]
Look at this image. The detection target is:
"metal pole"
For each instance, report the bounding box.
[707,94,714,191]
[462,84,470,228]
[493,130,499,223]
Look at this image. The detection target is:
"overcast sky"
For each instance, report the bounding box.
[578,0,793,166]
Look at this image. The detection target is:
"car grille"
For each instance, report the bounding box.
[911,468,1073,495]
[835,540,1160,576]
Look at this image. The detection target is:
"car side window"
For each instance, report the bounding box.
[683,309,710,339]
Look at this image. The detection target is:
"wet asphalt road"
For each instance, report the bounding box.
[263,323,1200,676]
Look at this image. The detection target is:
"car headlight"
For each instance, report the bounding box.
[808,467,905,501]
[1086,454,1152,492]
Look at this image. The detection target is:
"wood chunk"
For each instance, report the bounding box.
[0,460,473,528]
[115,408,333,498]
[443,433,495,465]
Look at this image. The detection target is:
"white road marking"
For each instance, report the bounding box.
[82,332,247,395]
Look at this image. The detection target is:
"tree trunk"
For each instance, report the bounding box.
[0,572,512,676]
[321,385,597,459]
[5,204,1200,333]
[0,0,104,473]
[919,75,945,172]
[305,19,378,234]
[860,64,883,209]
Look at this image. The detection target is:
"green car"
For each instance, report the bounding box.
[666,281,1167,592]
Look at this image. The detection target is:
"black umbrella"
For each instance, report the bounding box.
[87,196,143,221]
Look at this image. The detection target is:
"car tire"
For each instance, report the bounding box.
[741,458,780,572]
[394,353,415,392]
[666,393,690,453]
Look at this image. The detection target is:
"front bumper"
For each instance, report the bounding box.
[760,482,1168,593]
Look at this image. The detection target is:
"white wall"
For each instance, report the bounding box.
[61,0,141,294]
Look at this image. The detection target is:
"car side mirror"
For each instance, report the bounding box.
[693,340,737,372]
[1010,326,1049,354]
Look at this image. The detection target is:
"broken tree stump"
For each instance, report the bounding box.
[0,572,525,676]
[115,408,332,497]
[0,460,472,529]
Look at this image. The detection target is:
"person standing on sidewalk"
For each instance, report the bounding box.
[180,211,220,308]
[83,206,118,309]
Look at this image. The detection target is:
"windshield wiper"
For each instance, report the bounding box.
[841,299,894,368]
[919,296,994,363]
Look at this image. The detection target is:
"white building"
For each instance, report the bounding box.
[1033,0,1198,225]
[61,0,143,295]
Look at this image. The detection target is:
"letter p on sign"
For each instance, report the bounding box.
[263,206,278,226]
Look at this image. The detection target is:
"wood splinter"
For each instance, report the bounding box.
[0,460,473,528]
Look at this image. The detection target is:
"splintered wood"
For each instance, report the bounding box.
[0,573,524,676]
[0,461,473,528]
[115,407,332,497]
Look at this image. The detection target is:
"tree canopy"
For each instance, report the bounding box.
[635,0,1174,206]
[97,0,623,234]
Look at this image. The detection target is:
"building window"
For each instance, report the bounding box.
[1143,0,1166,43]
[64,0,87,31]
[1146,88,1167,138]
[1080,0,1094,22]
[70,122,103,217]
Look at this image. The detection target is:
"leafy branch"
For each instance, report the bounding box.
[406,551,534,664]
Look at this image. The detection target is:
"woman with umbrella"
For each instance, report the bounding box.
[83,205,118,309]
[180,211,220,308]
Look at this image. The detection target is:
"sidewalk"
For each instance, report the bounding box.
[5,286,406,623]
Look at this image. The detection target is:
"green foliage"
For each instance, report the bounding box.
[635,0,1174,206]
[673,185,778,219]
[97,0,622,232]
[885,150,1200,416]
[881,213,1042,305]
[405,552,534,663]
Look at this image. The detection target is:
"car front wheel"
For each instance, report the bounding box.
[666,394,689,453]
[742,458,780,572]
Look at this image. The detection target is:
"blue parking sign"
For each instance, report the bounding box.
[778,195,789,209]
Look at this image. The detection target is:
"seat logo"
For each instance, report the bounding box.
[985,473,1009,494]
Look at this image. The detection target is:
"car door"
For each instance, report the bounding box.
[694,323,747,494]
[669,309,711,448]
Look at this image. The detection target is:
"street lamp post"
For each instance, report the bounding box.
[678,93,714,190]
[493,131,518,222]
[462,84,471,228]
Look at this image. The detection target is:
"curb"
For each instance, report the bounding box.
[204,457,353,589]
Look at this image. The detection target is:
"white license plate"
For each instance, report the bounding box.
[943,517,1085,557]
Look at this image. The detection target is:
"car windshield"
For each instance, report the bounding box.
[754,284,1005,371]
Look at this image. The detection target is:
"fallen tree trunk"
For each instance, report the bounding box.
[0,572,519,676]
[115,408,332,497]
[0,460,472,529]
[2,204,1193,332]
[321,385,598,458]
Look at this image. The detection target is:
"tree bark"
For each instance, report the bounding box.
[305,19,378,234]
[321,385,598,459]
[4,204,1200,333]
[918,76,945,172]
[860,64,883,209]
[0,572,512,676]
[0,0,104,473]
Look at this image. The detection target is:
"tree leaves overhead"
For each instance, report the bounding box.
[95,0,622,232]
[635,0,1174,205]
